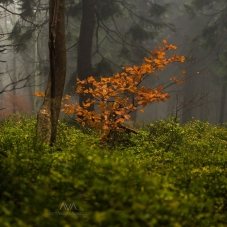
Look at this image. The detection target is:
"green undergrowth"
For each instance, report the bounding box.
[0,114,227,226]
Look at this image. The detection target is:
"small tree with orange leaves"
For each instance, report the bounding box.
[59,40,185,141]
[36,41,185,141]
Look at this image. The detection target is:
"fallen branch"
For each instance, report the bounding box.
[119,124,138,134]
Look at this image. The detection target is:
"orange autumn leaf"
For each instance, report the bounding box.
[163,39,167,45]
[34,91,45,97]
[87,76,95,83]
[62,94,71,100]
[139,109,144,113]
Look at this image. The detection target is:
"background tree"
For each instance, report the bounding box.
[76,0,96,110]
[0,3,36,114]
[184,0,227,124]
[0,0,50,116]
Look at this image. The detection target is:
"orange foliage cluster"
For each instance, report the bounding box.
[34,91,45,97]
[60,40,185,140]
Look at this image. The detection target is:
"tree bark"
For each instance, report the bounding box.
[77,0,96,110]
[219,85,226,125]
[36,0,66,145]
[181,70,195,124]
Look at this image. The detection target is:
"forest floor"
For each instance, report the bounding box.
[0,114,227,227]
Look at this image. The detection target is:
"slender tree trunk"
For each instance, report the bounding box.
[12,54,16,113]
[77,0,96,110]
[11,4,17,114]
[36,0,66,145]
[181,68,195,124]
[130,0,147,122]
[34,20,41,114]
[219,85,226,125]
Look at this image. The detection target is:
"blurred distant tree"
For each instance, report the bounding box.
[76,0,96,110]
[184,0,227,61]
[0,4,36,113]
[0,0,49,114]
[184,0,227,124]
[3,0,174,75]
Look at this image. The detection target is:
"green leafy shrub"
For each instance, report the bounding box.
[147,116,184,152]
[1,114,227,227]
[182,120,227,152]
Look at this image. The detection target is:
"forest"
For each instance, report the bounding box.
[0,0,227,226]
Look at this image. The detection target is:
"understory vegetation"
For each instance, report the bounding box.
[1,114,227,227]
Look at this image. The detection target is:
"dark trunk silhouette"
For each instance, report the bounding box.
[219,85,226,125]
[77,0,96,111]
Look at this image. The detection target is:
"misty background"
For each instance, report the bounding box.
[0,0,226,125]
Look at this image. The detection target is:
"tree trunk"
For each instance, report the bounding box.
[130,0,147,122]
[219,85,226,125]
[36,0,66,145]
[12,54,16,114]
[34,18,41,114]
[181,69,195,124]
[77,0,96,110]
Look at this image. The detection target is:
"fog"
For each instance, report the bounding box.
[0,0,226,125]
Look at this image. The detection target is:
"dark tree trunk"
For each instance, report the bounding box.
[77,0,96,110]
[36,0,66,145]
[12,55,16,113]
[219,85,226,125]
[181,72,195,124]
